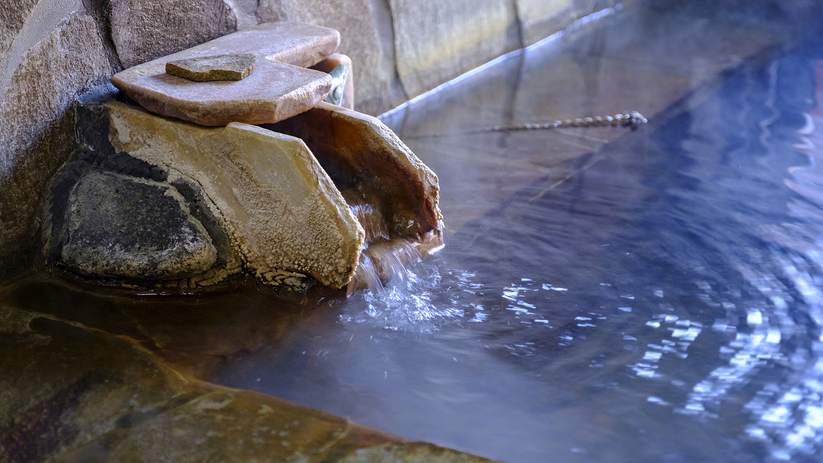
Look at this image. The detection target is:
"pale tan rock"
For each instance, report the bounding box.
[0,0,39,61]
[268,101,443,240]
[105,101,364,289]
[388,0,520,98]
[115,58,331,127]
[110,21,341,126]
[166,53,256,82]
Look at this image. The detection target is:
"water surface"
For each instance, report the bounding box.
[213,5,823,463]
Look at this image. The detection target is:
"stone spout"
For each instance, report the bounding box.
[42,21,442,293]
[42,97,442,292]
[268,102,442,241]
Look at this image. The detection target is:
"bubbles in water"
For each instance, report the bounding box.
[343,250,469,331]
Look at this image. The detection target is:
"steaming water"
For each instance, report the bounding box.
[213,5,823,463]
[0,3,820,463]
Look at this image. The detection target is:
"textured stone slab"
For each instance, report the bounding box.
[108,0,238,69]
[0,12,117,282]
[105,101,364,289]
[110,22,341,126]
[166,53,255,82]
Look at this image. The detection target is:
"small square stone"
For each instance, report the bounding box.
[166,54,256,82]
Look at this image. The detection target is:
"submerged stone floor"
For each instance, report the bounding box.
[0,277,493,462]
[0,4,806,463]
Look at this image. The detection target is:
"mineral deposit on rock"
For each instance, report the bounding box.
[110,22,341,126]
[166,53,256,81]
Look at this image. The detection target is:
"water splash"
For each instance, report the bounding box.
[342,256,467,331]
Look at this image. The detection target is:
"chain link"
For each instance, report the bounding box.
[413,111,647,138]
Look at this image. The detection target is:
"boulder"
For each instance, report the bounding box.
[0,11,118,282]
[105,101,365,289]
[269,101,443,241]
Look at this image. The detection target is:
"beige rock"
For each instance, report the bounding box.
[105,101,364,289]
[110,21,341,126]
[108,0,238,69]
[0,0,39,62]
[166,53,256,82]
[257,0,407,115]
[268,101,442,239]
[388,0,520,99]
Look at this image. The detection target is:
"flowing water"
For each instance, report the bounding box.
[212,4,823,463]
[4,3,823,463]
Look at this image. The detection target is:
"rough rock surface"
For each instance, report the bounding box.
[60,171,217,280]
[0,10,118,282]
[0,304,497,462]
[108,0,238,69]
[0,0,612,283]
[110,21,339,126]
[105,101,364,289]
[166,53,256,81]
[388,0,521,99]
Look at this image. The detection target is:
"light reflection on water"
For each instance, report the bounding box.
[213,7,823,463]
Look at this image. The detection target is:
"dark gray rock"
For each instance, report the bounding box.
[60,171,217,280]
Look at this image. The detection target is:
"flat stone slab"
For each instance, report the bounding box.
[110,22,341,126]
[166,53,255,82]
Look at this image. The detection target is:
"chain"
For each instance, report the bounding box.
[412,111,647,138]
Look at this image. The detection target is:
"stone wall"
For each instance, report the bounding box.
[0,0,618,282]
